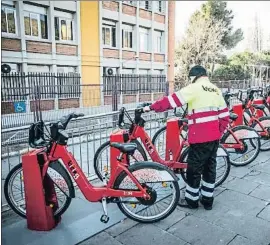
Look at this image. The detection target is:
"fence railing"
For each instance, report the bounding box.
[1,73,167,129]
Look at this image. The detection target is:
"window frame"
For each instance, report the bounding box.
[139,27,149,52]
[156,1,165,14]
[24,11,48,40]
[55,16,75,43]
[139,1,151,11]
[102,23,116,48]
[123,1,135,6]
[154,30,163,53]
[122,24,134,50]
[1,5,18,37]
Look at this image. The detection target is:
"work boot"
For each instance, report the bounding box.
[200,199,213,210]
[178,198,198,209]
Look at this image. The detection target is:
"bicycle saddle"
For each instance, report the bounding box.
[110,142,137,154]
[229,113,238,121]
[252,104,265,110]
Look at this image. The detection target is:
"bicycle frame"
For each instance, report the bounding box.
[40,142,150,202]
[130,118,187,169]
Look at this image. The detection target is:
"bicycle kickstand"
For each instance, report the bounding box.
[100,197,110,223]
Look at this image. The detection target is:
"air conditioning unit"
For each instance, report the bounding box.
[104,67,117,76]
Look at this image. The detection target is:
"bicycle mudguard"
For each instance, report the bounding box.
[221,125,260,144]
[49,160,75,198]
[122,162,179,184]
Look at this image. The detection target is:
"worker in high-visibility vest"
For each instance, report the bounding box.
[144,65,229,210]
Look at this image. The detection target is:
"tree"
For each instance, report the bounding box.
[175,12,225,81]
[201,0,244,50]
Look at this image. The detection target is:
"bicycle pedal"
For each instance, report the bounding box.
[100,214,110,223]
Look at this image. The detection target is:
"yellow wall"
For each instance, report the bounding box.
[80,1,100,106]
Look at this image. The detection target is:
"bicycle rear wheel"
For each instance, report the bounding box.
[94,140,147,181]
[220,125,261,166]
[4,162,74,218]
[114,162,179,223]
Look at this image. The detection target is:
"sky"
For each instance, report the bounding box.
[175,1,270,56]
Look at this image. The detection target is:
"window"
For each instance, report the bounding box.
[154,30,163,53]
[153,69,163,75]
[57,66,77,73]
[139,69,149,75]
[122,24,133,49]
[156,1,164,13]
[139,27,149,52]
[28,64,50,73]
[24,11,48,39]
[121,68,134,74]
[55,12,74,41]
[1,5,16,35]
[139,1,151,10]
[102,21,116,47]
[123,1,134,5]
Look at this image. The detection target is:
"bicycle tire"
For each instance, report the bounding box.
[4,161,74,218]
[178,146,231,187]
[94,140,148,181]
[220,125,261,166]
[251,116,270,151]
[113,161,179,223]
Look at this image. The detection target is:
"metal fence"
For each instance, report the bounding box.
[1,73,167,129]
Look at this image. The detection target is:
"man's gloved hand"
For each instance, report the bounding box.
[143,106,151,112]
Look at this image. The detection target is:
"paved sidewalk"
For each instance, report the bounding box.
[78,151,270,245]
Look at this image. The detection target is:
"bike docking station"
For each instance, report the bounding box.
[165,118,181,161]
[22,149,61,231]
[232,103,244,126]
[21,98,61,232]
[253,99,265,117]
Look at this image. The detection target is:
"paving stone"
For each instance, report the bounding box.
[215,189,267,216]
[258,205,270,222]
[229,166,251,178]
[249,185,270,202]
[220,175,235,186]
[244,171,270,186]
[154,207,187,230]
[227,235,255,245]
[214,186,226,197]
[79,232,122,245]
[116,223,187,245]
[252,162,270,175]
[215,212,270,244]
[167,215,236,245]
[223,178,259,194]
[106,218,138,237]
[193,201,230,223]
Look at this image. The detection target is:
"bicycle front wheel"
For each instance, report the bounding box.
[251,116,270,151]
[94,140,147,181]
[4,162,74,218]
[114,162,179,223]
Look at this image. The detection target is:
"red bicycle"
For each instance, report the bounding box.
[4,113,180,224]
[234,89,270,151]
[94,107,230,187]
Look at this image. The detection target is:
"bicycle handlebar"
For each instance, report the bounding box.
[58,113,85,129]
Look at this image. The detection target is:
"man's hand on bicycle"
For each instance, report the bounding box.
[137,102,152,113]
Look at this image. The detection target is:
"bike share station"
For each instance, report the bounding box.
[2,97,133,245]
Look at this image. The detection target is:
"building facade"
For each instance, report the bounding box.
[1,0,175,86]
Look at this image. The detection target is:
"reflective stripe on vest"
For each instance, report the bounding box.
[188,115,219,125]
